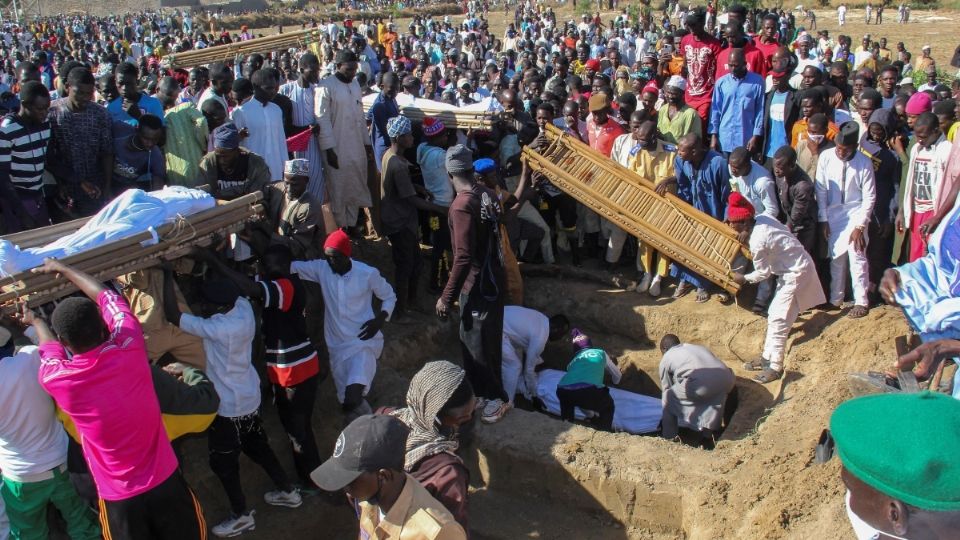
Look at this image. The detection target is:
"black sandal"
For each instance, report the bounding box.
[848,305,869,319]
[743,358,766,371]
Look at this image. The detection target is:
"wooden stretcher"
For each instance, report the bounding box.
[522,124,748,294]
[361,100,496,130]
[0,192,264,315]
[166,29,323,69]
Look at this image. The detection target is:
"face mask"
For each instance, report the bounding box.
[638,66,655,80]
[845,490,910,540]
[808,134,825,144]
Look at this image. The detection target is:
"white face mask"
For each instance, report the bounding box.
[808,133,825,144]
[845,490,910,540]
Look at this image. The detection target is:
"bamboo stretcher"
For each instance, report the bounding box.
[361,100,496,130]
[0,193,264,315]
[166,29,323,69]
[523,124,748,294]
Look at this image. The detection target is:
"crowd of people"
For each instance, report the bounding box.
[0,0,958,538]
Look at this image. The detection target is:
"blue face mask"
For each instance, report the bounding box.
[523,99,532,112]
[638,66,655,80]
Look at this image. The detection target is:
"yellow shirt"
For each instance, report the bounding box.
[949,122,958,143]
[609,135,677,188]
[359,474,467,540]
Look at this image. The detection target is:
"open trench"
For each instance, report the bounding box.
[173,255,909,540]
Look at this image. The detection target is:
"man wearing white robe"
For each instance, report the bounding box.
[315,50,372,229]
[729,192,826,383]
[501,306,568,405]
[815,122,876,318]
[231,69,287,182]
[280,52,325,200]
[290,230,396,422]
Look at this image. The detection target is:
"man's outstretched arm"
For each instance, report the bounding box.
[32,258,106,302]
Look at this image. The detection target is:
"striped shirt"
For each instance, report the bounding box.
[258,275,319,387]
[0,114,50,191]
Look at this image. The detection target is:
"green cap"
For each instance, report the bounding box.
[830,391,960,511]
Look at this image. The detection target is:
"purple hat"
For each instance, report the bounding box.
[905,92,933,115]
[571,328,592,350]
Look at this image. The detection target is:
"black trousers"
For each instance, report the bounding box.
[556,385,615,432]
[273,374,321,487]
[429,214,451,290]
[459,290,507,402]
[388,228,423,313]
[209,412,290,515]
[867,221,894,304]
[100,470,205,540]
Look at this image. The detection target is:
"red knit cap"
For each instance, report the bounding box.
[585,58,601,71]
[727,192,756,222]
[323,229,352,257]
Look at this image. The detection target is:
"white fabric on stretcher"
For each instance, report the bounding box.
[362,92,505,114]
[535,369,663,435]
[0,187,215,277]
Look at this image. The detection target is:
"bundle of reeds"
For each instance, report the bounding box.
[167,29,323,68]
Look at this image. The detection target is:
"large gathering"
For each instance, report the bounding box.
[0,0,958,538]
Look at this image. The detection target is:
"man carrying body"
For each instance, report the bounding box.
[198,122,272,201]
[312,415,466,540]
[816,122,877,318]
[24,259,205,539]
[0,326,101,539]
[292,229,397,424]
[657,334,735,448]
[316,49,372,231]
[163,268,301,537]
[501,307,568,407]
[248,158,323,260]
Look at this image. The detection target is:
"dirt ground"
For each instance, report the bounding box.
[162,234,912,540]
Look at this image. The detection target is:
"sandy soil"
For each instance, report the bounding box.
[158,235,911,540]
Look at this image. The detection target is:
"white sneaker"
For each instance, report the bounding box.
[636,273,652,294]
[648,275,662,297]
[212,510,256,538]
[264,488,302,508]
[481,399,512,424]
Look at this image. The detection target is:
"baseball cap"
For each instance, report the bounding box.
[310,414,410,491]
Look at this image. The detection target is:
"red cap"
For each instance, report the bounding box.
[585,58,601,71]
[727,192,756,222]
[323,229,352,257]
[642,81,659,94]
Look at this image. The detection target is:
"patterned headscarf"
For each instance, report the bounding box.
[392,360,466,470]
[386,115,412,138]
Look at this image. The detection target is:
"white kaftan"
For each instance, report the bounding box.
[815,149,876,306]
[230,99,287,182]
[291,258,396,402]
[744,215,826,369]
[501,305,550,401]
[279,81,326,200]
[315,75,372,227]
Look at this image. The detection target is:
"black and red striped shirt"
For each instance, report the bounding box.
[258,275,319,387]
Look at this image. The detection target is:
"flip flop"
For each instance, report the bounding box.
[814,429,835,464]
[695,288,710,303]
[672,281,693,299]
[848,305,869,319]
[716,291,733,304]
[754,367,783,384]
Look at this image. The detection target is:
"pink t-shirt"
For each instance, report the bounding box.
[38,290,177,501]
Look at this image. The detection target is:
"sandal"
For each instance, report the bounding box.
[743,358,766,371]
[672,281,694,299]
[848,305,869,319]
[716,291,733,304]
[695,288,710,303]
[754,367,783,384]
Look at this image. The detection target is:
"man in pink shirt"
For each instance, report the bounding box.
[24,258,206,540]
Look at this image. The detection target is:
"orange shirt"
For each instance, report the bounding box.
[790,118,839,147]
